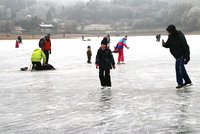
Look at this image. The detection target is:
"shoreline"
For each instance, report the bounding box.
[0,34,83,40]
[1,31,200,40]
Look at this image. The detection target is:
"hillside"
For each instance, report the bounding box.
[0,0,200,34]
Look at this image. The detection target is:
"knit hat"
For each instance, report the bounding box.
[101,37,108,45]
[166,24,177,33]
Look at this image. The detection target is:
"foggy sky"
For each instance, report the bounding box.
[35,0,199,5]
[36,0,90,5]
[35,0,200,6]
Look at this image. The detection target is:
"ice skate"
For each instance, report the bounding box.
[183,82,193,87]
[176,85,184,89]
[101,86,106,89]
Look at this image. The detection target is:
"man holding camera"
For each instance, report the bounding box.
[162,24,192,89]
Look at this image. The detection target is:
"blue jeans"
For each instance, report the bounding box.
[175,57,191,85]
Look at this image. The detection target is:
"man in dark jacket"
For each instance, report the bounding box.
[162,24,192,89]
[96,37,115,89]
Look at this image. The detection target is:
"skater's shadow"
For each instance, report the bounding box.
[173,88,193,133]
[99,89,112,113]
[100,89,112,102]
[94,90,113,127]
[176,87,192,94]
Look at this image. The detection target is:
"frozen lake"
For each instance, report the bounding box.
[0,35,200,134]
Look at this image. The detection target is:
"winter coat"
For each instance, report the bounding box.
[95,48,115,69]
[31,48,46,63]
[87,50,92,57]
[116,38,127,49]
[163,31,190,59]
[42,37,51,51]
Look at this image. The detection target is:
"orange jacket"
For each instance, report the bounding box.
[42,39,51,51]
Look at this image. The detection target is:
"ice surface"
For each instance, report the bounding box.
[0,36,200,134]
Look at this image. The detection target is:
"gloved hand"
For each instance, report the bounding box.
[112,65,116,69]
[184,57,190,64]
[49,51,51,54]
[96,64,99,69]
[162,39,165,46]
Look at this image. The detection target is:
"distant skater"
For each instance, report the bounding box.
[156,34,161,42]
[107,34,111,45]
[115,35,129,64]
[87,46,92,63]
[162,24,192,89]
[95,37,115,89]
[82,36,85,41]
[15,36,22,48]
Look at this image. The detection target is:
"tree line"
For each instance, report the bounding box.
[0,0,200,34]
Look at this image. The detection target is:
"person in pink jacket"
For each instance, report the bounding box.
[115,35,129,64]
[15,36,22,48]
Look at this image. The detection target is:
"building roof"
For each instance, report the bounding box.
[39,24,54,28]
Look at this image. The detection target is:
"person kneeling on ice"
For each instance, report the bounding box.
[31,48,55,71]
[31,48,46,70]
[95,37,115,89]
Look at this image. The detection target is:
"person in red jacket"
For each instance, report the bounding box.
[15,36,22,48]
[41,34,51,64]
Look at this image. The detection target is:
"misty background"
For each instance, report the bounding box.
[0,0,200,35]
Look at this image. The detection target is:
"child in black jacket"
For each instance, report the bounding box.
[87,46,92,63]
[95,37,115,89]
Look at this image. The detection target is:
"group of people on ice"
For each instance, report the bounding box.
[94,24,192,89]
[20,34,55,71]
[94,35,130,89]
[31,34,55,71]
[19,24,192,90]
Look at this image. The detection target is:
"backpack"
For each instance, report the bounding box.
[42,64,55,70]
[39,37,45,48]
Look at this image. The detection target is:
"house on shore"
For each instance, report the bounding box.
[39,23,56,34]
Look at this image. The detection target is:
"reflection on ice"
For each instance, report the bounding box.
[100,89,112,102]
[0,36,200,133]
